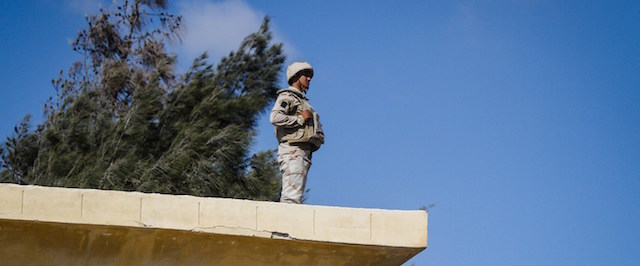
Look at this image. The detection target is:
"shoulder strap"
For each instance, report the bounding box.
[277,89,309,111]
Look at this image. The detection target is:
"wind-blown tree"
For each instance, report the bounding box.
[0,0,284,201]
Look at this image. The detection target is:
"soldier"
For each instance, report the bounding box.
[270,62,324,204]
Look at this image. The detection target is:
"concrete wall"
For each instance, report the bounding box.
[0,184,427,265]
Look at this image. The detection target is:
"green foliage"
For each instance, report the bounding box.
[0,0,284,201]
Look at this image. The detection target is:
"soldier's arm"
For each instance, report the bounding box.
[270,95,304,127]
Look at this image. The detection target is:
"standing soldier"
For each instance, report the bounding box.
[270,61,324,204]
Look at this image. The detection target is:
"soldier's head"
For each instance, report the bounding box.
[287,61,314,93]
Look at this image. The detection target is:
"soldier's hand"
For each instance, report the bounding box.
[301,110,313,121]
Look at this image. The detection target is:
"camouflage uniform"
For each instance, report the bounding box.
[270,87,324,204]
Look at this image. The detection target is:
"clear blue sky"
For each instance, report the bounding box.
[1,1,639,265]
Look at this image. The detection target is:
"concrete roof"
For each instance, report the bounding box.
[0,183,427,265]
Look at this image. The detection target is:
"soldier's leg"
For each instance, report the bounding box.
[279,153,311,204]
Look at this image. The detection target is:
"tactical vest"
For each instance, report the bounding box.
[275,88,325,151]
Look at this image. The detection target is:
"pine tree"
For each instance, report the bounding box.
[0,0,284,201]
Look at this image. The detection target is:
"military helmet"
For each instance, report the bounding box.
[286,61,313,85]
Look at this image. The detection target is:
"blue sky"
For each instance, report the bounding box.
[1,1,639,265]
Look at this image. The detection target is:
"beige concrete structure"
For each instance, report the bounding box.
[0,184,427,265]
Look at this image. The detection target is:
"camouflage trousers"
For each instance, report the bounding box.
[277,143,312,204]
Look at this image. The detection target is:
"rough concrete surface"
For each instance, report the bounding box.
[0,184,427,265]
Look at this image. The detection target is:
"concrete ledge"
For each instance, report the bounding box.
[0,183,427,265]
